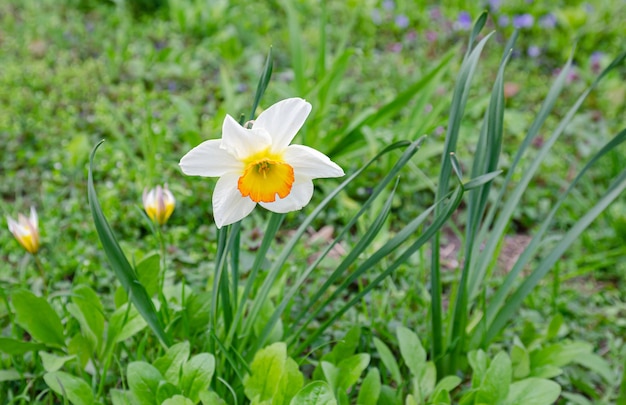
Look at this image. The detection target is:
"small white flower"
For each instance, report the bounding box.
[143,184,176,225]
[180,98,344,228]
[7,207,40,254]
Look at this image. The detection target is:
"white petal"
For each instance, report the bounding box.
[260,177,314,213]
[29,207,38,230]
[212,172,256,228]
[221,115,271,160]
[180,139,243,177]
[283,145,345,179]
[7,216,20,234]
[253,98,312,153]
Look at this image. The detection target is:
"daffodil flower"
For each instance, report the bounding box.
[143,184,176,225]
[180,98,344,228]
[7,207,40,254]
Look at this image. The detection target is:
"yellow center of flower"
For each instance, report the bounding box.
[238,153,295,203]
[17,231,39,254]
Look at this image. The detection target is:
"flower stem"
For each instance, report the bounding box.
[32,254,47,296]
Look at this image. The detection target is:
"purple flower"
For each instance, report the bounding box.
[456,11,472,30]
[527,46,540,58]
[389,42,403,53]
[425,30,438,42]
[513,13,534,28]
[488,0,500,11]
[429,7,442,20]
[590,51,604,73]
[539,13,556,29]
[382,0,395,11]
[395,14,410,29]
[498,15,510,27]
[371,8,382,25]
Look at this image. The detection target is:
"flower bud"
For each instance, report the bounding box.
[7,207,40,254]
[143,184,175,225]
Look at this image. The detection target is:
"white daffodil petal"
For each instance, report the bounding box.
[260,177,314,213]
[221,115,271,160]
[180,139,243,177]
[253,98,312,153]
[283,145,345,179]
[212,172,256,228]
[29,207,38,230]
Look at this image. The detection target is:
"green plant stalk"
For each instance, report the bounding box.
[156,225,170,324]
[249,141,421,352]
[295,186,465,355]
[448,36,512,372]
[88,140,170,347]
[430,18,492,374]
[484,167,626,343]
[478,127,626,345]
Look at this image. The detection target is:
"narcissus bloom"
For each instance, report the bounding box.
[180,98,344,228]
[143,185,176,225]
[7,207,40,254]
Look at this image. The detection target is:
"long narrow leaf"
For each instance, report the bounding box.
[430,27,494,371]
[87,141,170,347]
[484,168,626,343]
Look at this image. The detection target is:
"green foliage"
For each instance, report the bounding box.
[2,0,626,403]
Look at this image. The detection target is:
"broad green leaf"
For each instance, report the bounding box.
[314,327,361,381]
[274,356,304,405]
[0,337,46,354]
[417,362,436,399]
[511,338,530,379]
[199,391,228,405]
[88,141,170,347]
[253,299,284,345]
[505,378,561,405]
[336,353,370,392]
[475,351,511,404]
[467,350,487,387]
[356,368,380,405]
[68,333,91,369]
[156,381,183,403]
[396,326,426,377]
[322,361,339,393]
[530,341,592,368]
[529,365,563,379]
[110,389,133,405]
[127,361,164,405]
[405,394,417,405]
[136,253,161,298]
[39,351,76,373]
[378,385,400,405]
[0,369,23,382]
[71,284,105,354]
[431,375,462,400]
[290,381,337,405]
[44,371,94,405]
[162,396,195,405]
[154,341,190,385]
[244,342,288,403]
[180,353,216,403]
[373,338,401,383]
[110,303,148,343]
[12,290,65,347]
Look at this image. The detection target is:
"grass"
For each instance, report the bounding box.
[1,0,626,403]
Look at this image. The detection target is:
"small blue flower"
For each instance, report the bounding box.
[382,0,395,11]
[513,13,534,29]
[395,14,410,29]
[498,15,510,27]
[538,13,556,29]
[527,46,540,58]
[488,0,500,11]
[456,11,472,30]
